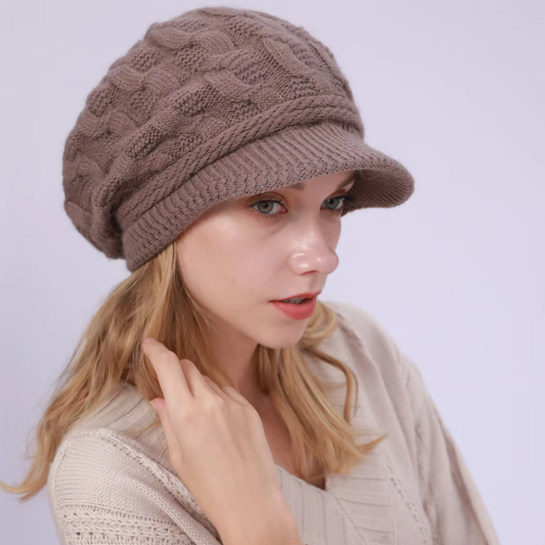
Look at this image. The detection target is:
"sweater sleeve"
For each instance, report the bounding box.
[47,429,221,545]
[398,351,501,545]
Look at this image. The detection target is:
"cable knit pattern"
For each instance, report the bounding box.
[61,6,415,271]
[47,301,500,545]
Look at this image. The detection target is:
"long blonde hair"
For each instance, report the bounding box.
[1,238,387,501]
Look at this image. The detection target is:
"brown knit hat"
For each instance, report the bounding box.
[62,6,415,272]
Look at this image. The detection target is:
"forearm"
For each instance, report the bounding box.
[220,522,303,545]
[218,502,303,545]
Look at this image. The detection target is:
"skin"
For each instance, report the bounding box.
[175,169,356,414]
[142,338,303,545]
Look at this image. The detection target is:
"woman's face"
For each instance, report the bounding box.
[175,169,356,350]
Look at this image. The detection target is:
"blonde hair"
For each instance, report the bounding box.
[1,238,387,501]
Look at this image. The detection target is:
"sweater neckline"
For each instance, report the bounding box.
[274,462,330,493]
[91,301,396,544]
[276,300,396,544]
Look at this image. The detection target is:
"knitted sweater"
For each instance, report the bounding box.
[47,300,501,545]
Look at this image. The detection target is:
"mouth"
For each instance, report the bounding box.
[270,291,321,304]
[269,295,318,319]
[273,297,312,305]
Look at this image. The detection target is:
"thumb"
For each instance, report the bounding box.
[150,398,163,414]
[150,398,170,427]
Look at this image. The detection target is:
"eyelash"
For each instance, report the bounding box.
[248,194,354,219]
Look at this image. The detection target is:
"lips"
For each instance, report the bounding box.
[270,296,318,319]
[272,290,321,301]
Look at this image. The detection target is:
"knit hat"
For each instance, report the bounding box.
[62,6,415,272]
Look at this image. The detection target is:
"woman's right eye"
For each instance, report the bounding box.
[249,199,285,216]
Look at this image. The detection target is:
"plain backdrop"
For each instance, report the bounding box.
[1,1,543,543]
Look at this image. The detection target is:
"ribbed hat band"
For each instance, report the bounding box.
[62,6,414,271]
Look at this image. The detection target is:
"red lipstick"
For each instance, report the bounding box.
[269,291,320,320]
[272,291,321,301]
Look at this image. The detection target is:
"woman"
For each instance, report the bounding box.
[1,6,500,545]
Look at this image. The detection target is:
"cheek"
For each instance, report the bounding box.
[219,241,276,298]
[178,225,274,302]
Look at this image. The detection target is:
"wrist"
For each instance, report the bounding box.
[220,519,302,545]
[218,497,301,545]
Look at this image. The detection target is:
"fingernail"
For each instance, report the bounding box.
[150,400,158,412]
[143,338,152,345]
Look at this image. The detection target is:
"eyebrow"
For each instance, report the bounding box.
[288,171,357,192]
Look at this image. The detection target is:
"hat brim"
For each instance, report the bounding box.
[220,120,416,213]
[123,121,415,271]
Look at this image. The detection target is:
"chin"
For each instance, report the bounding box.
[254,323,308,350]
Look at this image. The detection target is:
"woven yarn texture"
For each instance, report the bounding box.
[62,6,414,271]
[46,302,501,545]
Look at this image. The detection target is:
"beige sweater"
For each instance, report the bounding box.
[47,300,501,545]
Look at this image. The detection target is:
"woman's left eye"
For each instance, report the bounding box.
[248,195,353,218]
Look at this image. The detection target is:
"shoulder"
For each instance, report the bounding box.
[322,299,408,379]
[321,299,422,420]
[47,383,181,510]
[47,426,218,543]
[324,299,394,344]
[48,427,170,512]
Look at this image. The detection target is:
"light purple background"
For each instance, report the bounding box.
[1,1,543,544]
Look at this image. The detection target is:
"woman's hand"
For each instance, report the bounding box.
[141,338,292,540]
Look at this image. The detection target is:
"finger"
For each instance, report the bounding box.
[200,376,248,407]
[222,385,253,406]
[151,398,183,467]
[202,375,233,402]
[178,358,214,398]
[142,338,192,404]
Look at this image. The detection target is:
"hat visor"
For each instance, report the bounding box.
[123,121,414,271]
[191,120,415,214]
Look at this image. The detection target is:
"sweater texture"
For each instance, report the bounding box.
[61,7,415,272]
[47,301,500,544]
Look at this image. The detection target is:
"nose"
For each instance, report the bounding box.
[288,226,340,276]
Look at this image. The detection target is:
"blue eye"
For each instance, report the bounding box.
[249,195,354,218]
